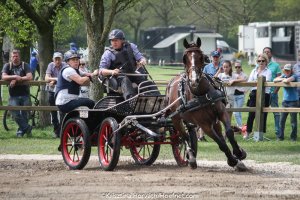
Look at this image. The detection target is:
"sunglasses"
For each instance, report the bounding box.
[257,60,265,63]
[235,66,241,69]
[80,63,85,66]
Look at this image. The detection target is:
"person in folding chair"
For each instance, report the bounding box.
[99,29,159,100]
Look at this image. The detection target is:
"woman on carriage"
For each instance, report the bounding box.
[99,29,159,100]
[55,50,95,114]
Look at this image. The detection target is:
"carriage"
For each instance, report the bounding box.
[60,78,198,171]
[60,38,247,171]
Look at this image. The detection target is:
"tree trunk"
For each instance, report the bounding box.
[87,28,104,101]
[37,26,54,127]
[19,41,31,64]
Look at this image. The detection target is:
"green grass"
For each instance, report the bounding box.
[0,62,299,165]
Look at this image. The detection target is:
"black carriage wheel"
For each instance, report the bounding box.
[61,118,91,170]
[129,131,160,166]
[98,117,121,171]
[170,126,198,167]
[3,110,10,131]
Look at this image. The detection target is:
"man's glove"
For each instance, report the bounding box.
[138,58,147,66]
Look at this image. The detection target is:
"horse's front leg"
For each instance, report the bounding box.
[202,124,246,171]
[219,110,247,161]
[213,100,246,158]
[172,117,197,169]
[203,124,237,166]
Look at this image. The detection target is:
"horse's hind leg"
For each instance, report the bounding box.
[172,118,197,169]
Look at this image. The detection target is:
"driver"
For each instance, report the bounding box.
[99,29,152,100]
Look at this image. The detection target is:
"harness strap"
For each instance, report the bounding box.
[178,74,187,106]
[175,73,226,115]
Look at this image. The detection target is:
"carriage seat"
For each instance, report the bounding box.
[98,76,159,97]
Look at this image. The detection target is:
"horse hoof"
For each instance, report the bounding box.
[187,150,197,169]
[233,148,247,160]
[189,161,197,169]
[234,160,247,172]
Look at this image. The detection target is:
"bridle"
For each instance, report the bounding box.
[183,46,204,92]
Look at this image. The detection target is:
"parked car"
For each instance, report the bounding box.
[217,40,234,61]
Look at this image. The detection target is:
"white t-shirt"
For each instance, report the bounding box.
[232,71,248,93]
[55,67,79,105]
[218,73,234,95]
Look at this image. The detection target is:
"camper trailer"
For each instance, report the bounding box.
[239,21,300,62]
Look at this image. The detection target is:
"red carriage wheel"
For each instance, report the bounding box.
[61,118,91,170]
[98,117,121,171]
[170,126,198,167]
[129,131,160,165]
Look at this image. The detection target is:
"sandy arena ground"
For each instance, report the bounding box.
[0,154,300,200]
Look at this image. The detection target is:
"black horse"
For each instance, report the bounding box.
[165,38,247,171]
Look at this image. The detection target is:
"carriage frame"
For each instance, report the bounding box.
[60,79,198,171]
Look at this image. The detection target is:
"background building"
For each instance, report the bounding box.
[141,26,222,64]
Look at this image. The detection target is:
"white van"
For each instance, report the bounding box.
[216,40,234,61]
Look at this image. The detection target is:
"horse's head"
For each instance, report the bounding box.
[183,37,205,93]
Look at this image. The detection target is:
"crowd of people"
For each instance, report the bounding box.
[200,47,299,142]
[1,30,299,143]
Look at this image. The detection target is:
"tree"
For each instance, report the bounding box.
[0,0,37,105]
[14,0,68,126]
[271,0,300,21]
[53,6,86,50]
[0,1,36,60]
[72,0,137,101]
[184,0,275,47]
[147,0,181,27]
[114,2,149,44]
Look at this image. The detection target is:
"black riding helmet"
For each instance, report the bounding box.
[108,29,125,41]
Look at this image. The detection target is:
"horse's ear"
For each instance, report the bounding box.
[183,38,189,49]
[196,37,201,48]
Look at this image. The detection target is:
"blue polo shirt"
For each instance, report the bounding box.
[281,74,298,102]
[203,62,221,76]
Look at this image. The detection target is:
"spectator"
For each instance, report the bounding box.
[78,59,98,98]
[274,64,298,141]
[1,49,33,137]
[45,52,66,138]
[70,42,78,52]
[293,56,300,105]
[99,29,157,100]
[55,50,94,114]
[29,51,39,80]
[244,53,272,139]
[263,47,281,138]
[217,60,234,121]
[231,61,248,129]
[203,50,222,77]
